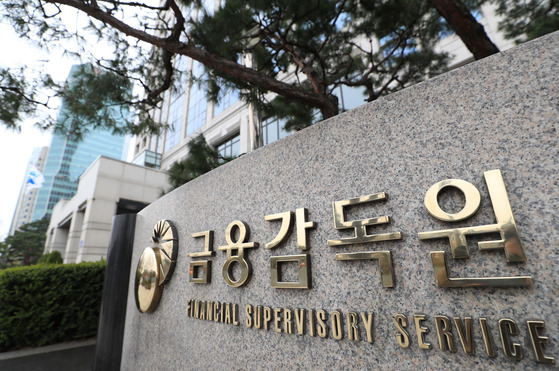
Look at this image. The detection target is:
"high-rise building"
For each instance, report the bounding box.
[31,64,129,222]
[9,146,49,235]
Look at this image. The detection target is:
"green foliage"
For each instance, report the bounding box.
[0,242,9,270]
[54,64,133,138]
[192,0,450,121]
[0,67,57,131]
[492,0,559,42]
[3,219,50,267]
[4,0,556,137]
[167,134,234,191]
[0,0,453,135]
[0,68,35,130]
[0,261,106,351]
[265,95,316,132]
[37,251,63,265]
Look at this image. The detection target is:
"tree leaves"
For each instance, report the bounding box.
[3,219,50,267]
[2,0,556,138]
[492,0,559,42]
[166,134,233,191]
[0,68,57,131]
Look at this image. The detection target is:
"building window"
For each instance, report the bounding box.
[214,89,239,117]
[216,134,240,158]
[165,57,188,152]
[186,62,208,136]
[165,96,184,151]
[262,117,290,146]
[157,134,164,154]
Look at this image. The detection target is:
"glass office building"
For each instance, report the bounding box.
[32,65,128,221]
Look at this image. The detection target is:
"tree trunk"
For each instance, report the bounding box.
[428,0,500,60]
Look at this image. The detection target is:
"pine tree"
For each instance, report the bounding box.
[3,1,555,135]
[492,0,559,42]
[166,134,233,191]
[1,0,482,134]
[3,219,50,267]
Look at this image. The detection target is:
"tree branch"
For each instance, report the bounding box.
[97,0,169,11]
[46,0,339,118]
[0,85,52,108]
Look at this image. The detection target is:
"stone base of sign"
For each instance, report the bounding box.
[122,31,558,369]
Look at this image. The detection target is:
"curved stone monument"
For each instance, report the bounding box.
[121,31,558,369]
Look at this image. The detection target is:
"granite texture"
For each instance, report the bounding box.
[121,31,558,370]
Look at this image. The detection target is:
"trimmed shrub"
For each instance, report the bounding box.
[0,261,106,351]
[36,251,63,265]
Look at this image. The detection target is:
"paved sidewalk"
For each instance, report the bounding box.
[0,339,96,371]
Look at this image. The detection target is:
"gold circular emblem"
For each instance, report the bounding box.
[135,247,163,313]
[135,220,178,313]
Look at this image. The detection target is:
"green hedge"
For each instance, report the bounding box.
[0,261,106,351]
[37,251,63,265]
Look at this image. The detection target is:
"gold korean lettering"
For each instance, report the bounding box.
[328,193,402,288]
[218,221,258,287]
[266,208,315,289]
[188,230,214,284]
[418,169,533,288]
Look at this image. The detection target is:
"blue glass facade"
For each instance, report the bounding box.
[262,117,290,146]
[32,65,127,221]
[214,88,239,117]
[186,62,208,136]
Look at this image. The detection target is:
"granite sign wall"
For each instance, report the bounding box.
[121,32,558,369]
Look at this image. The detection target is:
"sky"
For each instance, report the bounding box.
[0,22,77,240]
[0,7,142,240]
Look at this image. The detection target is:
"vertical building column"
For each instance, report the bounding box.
[50,226,70,257]
[76,199,93,263]
[76,199,117,263]
[44,228,54,254]
[64,209,85,263]
[240,112,253,154]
